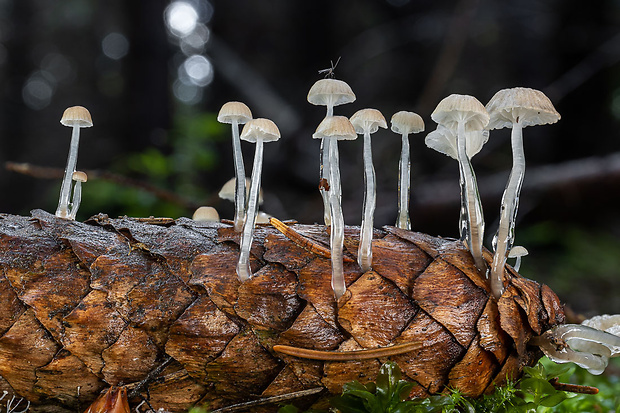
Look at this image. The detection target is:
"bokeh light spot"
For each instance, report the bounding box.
[165,1,199,37]
[182,54,213,87]
[22,73,54,110]
[173,79,203,104]
[102,32,130,60]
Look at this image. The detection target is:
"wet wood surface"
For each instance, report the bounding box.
[0,210,564,412]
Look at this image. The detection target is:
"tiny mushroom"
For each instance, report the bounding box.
[218,101,253,232]
[486,87,560,299]
[236,118,281,281]
[192,206,220,222]
[56,106,93,219]
[68,171,87,220]
[390,111,425,230]
[507,245,528,272]
[431,94,489,273]
[350,108,388,273]
[312,115,358,299]
[307,78,356,226]
[218,177,264,207]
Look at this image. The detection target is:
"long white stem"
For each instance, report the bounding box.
[456,121,486,272]
[56,126,81,218]
[319,105,335,226]
[396,132,411,230]
[328,137,345,299]
[358,130,376,272]
[490,122,525,298]
[231,120,246,232]
[69,181,82,220]
[236,139,264,281]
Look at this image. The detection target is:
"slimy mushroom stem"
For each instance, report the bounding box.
[350,109,387,273]
[56,106,93,219]
[236,118,281,281]
[390,111,424,230]
[312,116,357,299]
[217,102,253,232]
[307,79,356,226]
[486,88,560,298]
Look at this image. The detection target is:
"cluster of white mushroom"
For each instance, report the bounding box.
[534,314,620,375]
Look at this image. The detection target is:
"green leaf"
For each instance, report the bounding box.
[277,405,300,413]
[539,391,568,407]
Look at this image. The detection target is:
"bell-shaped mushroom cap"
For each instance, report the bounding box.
[425,125,489,160]
[431,94,489,132]
[61,106,93,127]
[217,101,252,124]
[307,78,356,107]
[72,171,88,183]
[240,118,281,143]
[391,111,425,134]
[218,177,264,204]
[486,87,561,130]
[350,108,388,134]
[312,116,357,141]
[508,245,529,258]
[192,206,220,222]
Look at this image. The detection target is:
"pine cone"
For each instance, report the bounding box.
[0,210,564,412]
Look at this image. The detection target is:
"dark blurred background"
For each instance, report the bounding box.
[0,0,619,315]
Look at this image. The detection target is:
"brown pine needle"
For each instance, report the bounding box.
[272,341,421,361]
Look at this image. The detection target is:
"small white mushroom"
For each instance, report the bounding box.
[192,206,220,222]
[68,171,87,220]
[312,116,357,299]
[430,95,489,273]
[350,108,387,273]
[217,102,253,232]
[56,106,93,219]
[218,177,264,207]
[236,118,281,281]
[507,245,528,272]
[390,111,424,230]
[307,79,356,226]
[486,88,560,299]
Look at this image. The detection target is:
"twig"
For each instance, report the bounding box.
[209,387,324,413]
[273,341,422,361]
[548,377,599,395]
[5,162,201,211]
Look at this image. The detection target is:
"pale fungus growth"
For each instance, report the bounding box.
[350,108,387,273]
[218,177,263,206]
[56,106,93,219]
[217,101,253,232]
[68,171,87,220]
[307,78,356,226]
[424,125,489,160]
[390,111,424,230]
[236,118,281,281]
[192,206,220,222]
[430,95,489,273]
[534,322,620,375]
[507,245,528,272]
[486,87,560,299]
[312,115,357,299]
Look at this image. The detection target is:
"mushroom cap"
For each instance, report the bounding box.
[61,106,93,128]
[307,78,356,107]
[431,94,489,132]
[217,101,252,124]
[582,314,620,338]
[312,116,357,141]
[391,111,425,135]
[486,87,561,130]
[240,118,281,143]
[350,108,388,134]
[71,171,88,183]
[192,206,220,222]
[218,177,263,205]
[508,245,529,258]
[425,125,489,160]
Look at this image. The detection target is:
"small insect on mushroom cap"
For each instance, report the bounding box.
[312,116,357,141]
[240,118,281,143]
[217,101,253,124]
[486,87,561,130]
[307,78,356,107]
[192,206,220,222]
[218,177,264,205]
[350,108,388,134]
[391,111,425,135]
[72,171,88,183]
[431,94,489,132]
[60,106,93,128]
